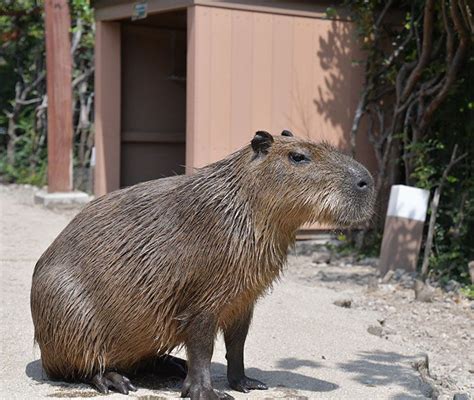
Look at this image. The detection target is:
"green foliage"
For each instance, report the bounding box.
[460,285,474,300]
[0,0,95,190]
[330,231,383,260]
[413,58,474,285]
[345,1,474,285]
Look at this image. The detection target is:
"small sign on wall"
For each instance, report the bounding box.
[132,1,148,20]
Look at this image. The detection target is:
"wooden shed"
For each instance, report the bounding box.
[93,0,375,196]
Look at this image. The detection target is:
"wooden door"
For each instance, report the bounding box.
[120,23,186,187]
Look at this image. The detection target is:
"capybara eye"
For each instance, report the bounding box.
[289,152,309,164]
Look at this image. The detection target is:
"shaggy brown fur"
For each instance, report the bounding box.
[31,132,374,396]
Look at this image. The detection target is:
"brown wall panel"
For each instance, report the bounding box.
[94,21,121,196]
[230,10,253,150]
[271,15,293,135]
[209,8,232,160]
[250,13,273,133]
[187,5,376,173]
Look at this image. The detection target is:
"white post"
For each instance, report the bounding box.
[379,185,430,275]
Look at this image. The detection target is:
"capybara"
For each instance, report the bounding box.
[31,131,375,399]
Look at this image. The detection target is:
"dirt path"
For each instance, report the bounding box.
[0,184,470,399]
[288,254,474,399]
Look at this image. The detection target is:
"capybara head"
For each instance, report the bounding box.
[245,130,375,227]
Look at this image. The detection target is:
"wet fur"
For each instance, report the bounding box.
[31,135,374,382]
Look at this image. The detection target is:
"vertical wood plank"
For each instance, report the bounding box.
[311,18,328,142]
[271,14,293,134]
[191,6,212,168]
[186,7,196,173]
[209,8,232,161]
[230,10,253,150]
[94,21,121,195]
[291,17,314,139]
[251,13,273,133]
[44,0,73,192]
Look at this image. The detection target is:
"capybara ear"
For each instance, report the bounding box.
[281,130,293,137]
[251,131,274,154]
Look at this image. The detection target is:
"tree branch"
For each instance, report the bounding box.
[401,0,436,102]
[419,0,470,132]
[421,144,468,279]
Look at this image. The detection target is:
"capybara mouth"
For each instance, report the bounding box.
[332,192,376,228]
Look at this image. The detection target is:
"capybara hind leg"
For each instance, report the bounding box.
[223,306,267,393]
[138,355,188,379]
[91,371,137,395]
[181,315,233,400]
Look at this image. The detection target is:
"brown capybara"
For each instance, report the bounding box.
[31,131,375,399]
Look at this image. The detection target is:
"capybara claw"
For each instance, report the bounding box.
[215,390,234,399]
[181,385,233,400]
[91,372,137,395]
[229,376,268,393]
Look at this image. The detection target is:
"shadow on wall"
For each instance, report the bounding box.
[313,19,376,173]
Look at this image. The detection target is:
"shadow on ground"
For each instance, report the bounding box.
[316,270,376,286]
[26,357,338,397]
[212,358,337,393]
[337,350,429,399]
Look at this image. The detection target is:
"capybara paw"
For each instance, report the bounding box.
[181,384,233,400]
[91,371,137,395]
[228,376,268,393]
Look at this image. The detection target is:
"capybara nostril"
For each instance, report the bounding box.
[357,179,368,190]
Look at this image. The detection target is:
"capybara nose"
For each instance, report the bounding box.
[351,168,373,193]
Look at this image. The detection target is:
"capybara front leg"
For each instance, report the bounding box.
[224,305,267,393]
[91,371,137,394]
[181,314,233,400]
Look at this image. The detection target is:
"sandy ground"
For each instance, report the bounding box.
[0,184,471,400]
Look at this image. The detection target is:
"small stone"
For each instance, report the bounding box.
[419,381,434,398]
[334,299,352,308]
[312,251,331,264]
[321,355,326,360]
[414,280,435,302]
[469,260,474,284]
[411,353,430,373]
[367,276,378,292]
[367,325,384,337]
[382,270,394,283]
[437,395,451,400]
[358,257,379,267]
[445,279,461,293]
[453,393,470,400]
[394,268,405,280]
